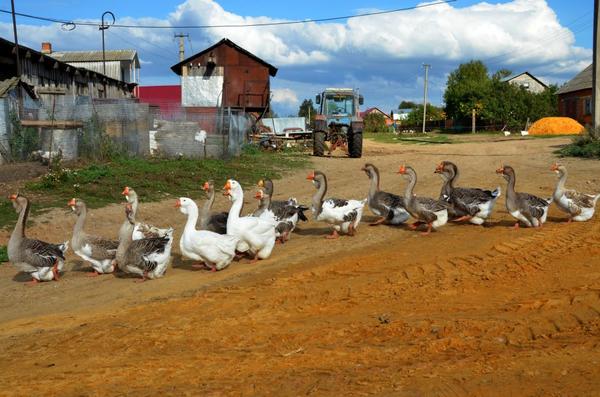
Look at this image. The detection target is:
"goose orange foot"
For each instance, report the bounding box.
[325,230,339,239]
[86,271,101,277]
[369,217,386,226]
[26,278,39,286]
[52,262,60,281]
[420,223,433,236]
[452,215,472,222]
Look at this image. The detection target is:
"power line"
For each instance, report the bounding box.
[0,1,456,30]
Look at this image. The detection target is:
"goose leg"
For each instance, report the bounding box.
[192,262,208,269]
[369,217,387,226]
[86,270,101,277]
[250,252,259,264]
[408,221,423,230]
[420,223,433,236]
[325,230,339,239]
[348,223,356,236]
[452,215,472,223]
[135,271,148,283]
[512,222,520,230]
[26,278,39,286]
[567,217,573,223]
[52,262,60,281]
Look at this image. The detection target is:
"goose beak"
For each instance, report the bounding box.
[8,194,17,201]
[67,198,76,209]
[550,163,559,172]
[434,163,443,173]
[254,190,262,199]
[223,181,231,196]
[121,186,129,196]
[202,182,209,191]
[495,167,504,174]
[306,172,315,180]
[397,165,406,174]
[175,199,181,208]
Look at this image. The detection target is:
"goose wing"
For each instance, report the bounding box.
[85,235,119,259]
[21,239,66,269]
[564,189,597,209]
[130,235,172,273]
[207,212,228,234]
[452,187,499,216]
[517,192,551,219]
[321,198,365,223]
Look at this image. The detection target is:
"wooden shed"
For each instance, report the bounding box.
[170,38,277,113]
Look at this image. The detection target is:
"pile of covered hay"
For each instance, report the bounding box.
[528,117,584,135]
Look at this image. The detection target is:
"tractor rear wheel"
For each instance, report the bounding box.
[348,131,363,158]
[313,131,326,157]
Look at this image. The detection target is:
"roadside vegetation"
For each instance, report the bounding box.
[364,132,452,145]
[558,129,600,159]
[0,145,309,229]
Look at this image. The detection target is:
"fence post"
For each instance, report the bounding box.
[471,109,476,134]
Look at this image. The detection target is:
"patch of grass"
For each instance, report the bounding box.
[365,132,453,145]
[557,134,600,159]
[0,245,7,263]
[0,146,310,229]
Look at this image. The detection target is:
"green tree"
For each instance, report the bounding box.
[405,104,445,126]
[398,100,417,109]
[298,99,316,128]
[364,112,388,133]
[444,60,491,121]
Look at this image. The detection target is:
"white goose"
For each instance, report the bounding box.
[224,179,276,262]
[176,197,239,271]
[551,163,600,222]
[307,170,366,239]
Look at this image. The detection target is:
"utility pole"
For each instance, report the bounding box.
[593,0,600,132]
[10,0,21,78]
[174,33,189,62]
[422,64,430,134]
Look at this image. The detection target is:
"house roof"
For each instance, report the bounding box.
[556,64,592,95]
[50,50,140,68]
[0,77,37,99]
[0,37,136,89]
[501,71,548,89]
[360,107,391,119]
[170,38,278,77]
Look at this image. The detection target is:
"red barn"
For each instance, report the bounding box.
[138,85,181,119]
[557,64,592,126]
[170,38,277,113]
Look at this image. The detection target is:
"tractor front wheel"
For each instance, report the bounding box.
[313,131,326,157]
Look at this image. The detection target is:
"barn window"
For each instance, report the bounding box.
[584,97,592,115]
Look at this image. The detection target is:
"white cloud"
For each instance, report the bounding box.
[0,0,591,113]
[271,88,299,106]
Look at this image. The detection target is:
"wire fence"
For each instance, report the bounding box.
[0,94,252,164]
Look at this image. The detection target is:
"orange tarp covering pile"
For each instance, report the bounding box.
[528,117,584,135]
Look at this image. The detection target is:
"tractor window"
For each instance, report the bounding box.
[325,95,354,116]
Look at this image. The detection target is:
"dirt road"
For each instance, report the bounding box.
[1,136,599,396]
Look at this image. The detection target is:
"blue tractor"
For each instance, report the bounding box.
[314,88,364,158]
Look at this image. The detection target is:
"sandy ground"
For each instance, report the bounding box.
[1,136,600,396]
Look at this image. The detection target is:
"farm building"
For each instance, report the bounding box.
[502,72,548,94]
[0,36,136,105]
[49,44,140,94]
[360,107,394,126]
[170,38,278,113]
[138,85,182,120]
[556,64,592,126]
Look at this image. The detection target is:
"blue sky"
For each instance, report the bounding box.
[0,0,594,115]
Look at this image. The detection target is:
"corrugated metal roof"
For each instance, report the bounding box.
[0,77,20,98]
[51,50,138,64]
[557,64,592,95]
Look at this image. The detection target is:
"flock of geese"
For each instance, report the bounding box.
[6,161,600,284]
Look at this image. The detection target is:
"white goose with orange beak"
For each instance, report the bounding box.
[176,197,239,271]
[223,179,276,262]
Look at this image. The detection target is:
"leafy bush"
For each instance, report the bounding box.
[364,112,389,133]
[8,111,39,160]
[558,132,600,158]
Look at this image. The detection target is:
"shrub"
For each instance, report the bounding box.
[558,129,600,158]
[364,112,389,133]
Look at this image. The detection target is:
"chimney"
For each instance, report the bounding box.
[41,42,52,54]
